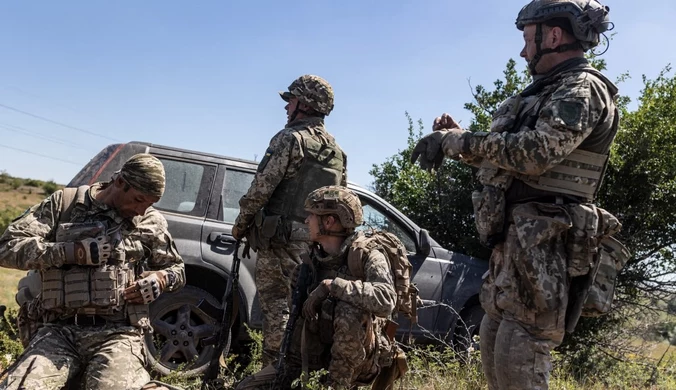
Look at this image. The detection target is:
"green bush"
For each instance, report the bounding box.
[0,207,23,236]
[42,180,59,196]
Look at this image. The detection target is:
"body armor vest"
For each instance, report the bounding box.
[265,126,345,223]
[479,63,619,204]
[39,185,148,326]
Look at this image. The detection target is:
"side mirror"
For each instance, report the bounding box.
[418,229,431,257]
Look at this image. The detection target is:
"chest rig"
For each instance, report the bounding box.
[40,186,147,324]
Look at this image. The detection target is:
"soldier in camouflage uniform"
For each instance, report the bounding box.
[232,75,347,366]
[412,1,621,388]
[236,186,398,389]
[0,154,186,390]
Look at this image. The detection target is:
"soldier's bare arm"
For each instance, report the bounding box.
[328,250,396,317]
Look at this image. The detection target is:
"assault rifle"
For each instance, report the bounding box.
[274,253,313,387]
[198,239,242,390]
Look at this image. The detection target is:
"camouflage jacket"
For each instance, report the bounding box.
[233,117,347,234]
[0,183,185,290]
[451,58,619,203]
[311,233,397,318]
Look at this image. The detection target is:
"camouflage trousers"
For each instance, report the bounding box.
[255,241,308,366]
[1,322,150,390]
[236,302,379,389]
[479,202,571,390]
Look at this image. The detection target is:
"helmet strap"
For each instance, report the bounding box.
[529,23,584,75]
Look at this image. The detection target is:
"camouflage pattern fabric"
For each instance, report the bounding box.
[0,182,185,388]
[0,184,185,285]
[255,242,308,366]
[456,59,618,390]
[117,153,166,197]
[280,75,335,116]
[232,116,347,363]
[0,323,150,390]
[236,234,397,389]
[233,117,347,236]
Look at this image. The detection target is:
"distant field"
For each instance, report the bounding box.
[0,268,26,310]
[0,179,62,310]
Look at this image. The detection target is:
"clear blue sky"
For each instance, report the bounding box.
[1,0,674,187]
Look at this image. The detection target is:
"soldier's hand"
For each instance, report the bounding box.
[410,131,448,172]
[124,271,168,304]
[433,113,462,131]
[232,225,246,241]
[65,236,112,266]
[302,280,331,319]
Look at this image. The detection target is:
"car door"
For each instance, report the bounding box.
[200,165,262,331]
[151,155,217,269]
[356,198,446,341]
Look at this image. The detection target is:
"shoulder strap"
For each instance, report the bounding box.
[59,185,89,223]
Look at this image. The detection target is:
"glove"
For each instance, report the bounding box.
[302,280,331,319]
[124,271,169,304]
[410,131,448,172]
[232,225,246,241]
[242,240,251,259]
[64,236,112,266]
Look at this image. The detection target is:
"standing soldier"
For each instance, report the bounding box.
[0,154,185,390]
[231,75,347,366]
[236,186,405,389]
[411,1,626,388]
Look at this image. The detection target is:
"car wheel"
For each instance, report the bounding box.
[144,285,221,377]
[453,304,484,354]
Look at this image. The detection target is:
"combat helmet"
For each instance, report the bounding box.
[280,75,335,116]
[304,185,363,232]
[516,0,611,50]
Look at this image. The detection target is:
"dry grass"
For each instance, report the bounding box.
[0,184,47,210]
[0,269,26,310]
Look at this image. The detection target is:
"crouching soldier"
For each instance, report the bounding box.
[236,186,407,389]
[0,154,185,390]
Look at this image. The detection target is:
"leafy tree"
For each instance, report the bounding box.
[369,59,530,260]
[370,57,676,374]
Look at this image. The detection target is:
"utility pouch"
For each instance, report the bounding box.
[91,267,129,309]
[41,268,65,310]
[582,236,630,317]
[127,303,151,329]
[565,203,599,277]
[565,204,622,277]
[472,185,507,246]
[64,268,91,309]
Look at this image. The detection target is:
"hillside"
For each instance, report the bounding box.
[0,172,63,309]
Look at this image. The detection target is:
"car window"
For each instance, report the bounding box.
[153,158,215,217]
[222,170,255,224]
[358,201,416,254]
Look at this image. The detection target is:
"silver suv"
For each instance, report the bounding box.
[18,141,488,377]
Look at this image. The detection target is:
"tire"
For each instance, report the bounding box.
[144,285,221,377]
[453,304,484,354]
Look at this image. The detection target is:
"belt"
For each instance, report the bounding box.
[61,314,128,327]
